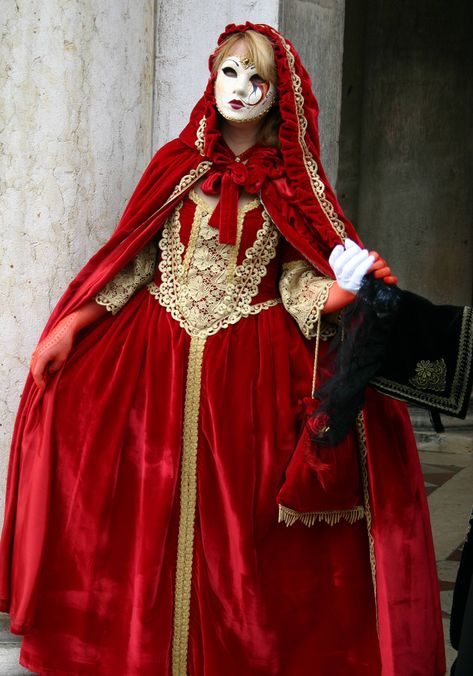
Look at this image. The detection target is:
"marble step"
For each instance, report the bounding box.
[0,644,33,675]
[0,613,35,675]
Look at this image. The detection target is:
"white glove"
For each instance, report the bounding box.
[328,238,375,294]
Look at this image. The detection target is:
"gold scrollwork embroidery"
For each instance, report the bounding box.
[195,115,206,156]
[409,359,447,392]
[165,162,212,207]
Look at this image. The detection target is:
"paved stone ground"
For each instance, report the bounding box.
[416,424,473,674]
[0,612,29,675]
[1,420,471,675]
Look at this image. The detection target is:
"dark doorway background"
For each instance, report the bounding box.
[337,0,473,305]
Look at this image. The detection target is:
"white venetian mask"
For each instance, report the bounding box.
[214,54,276,123]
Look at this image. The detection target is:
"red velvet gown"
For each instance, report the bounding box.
[16,189,383,675]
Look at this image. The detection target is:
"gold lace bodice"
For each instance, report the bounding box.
[147,190,281,338]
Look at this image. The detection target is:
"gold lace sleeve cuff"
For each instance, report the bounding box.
[94,239,157,314]
[279,259,335,339]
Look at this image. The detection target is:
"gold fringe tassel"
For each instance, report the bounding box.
[278,503,365,528]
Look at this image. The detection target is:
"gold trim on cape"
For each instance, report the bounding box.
[356,411,378,632]
[195,115,206,156]
[172,335,206,675]
[274,30,347,242]
[165,162,212,207]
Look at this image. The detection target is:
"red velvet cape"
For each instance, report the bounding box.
[0,21,445,675]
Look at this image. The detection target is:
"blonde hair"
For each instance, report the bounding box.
[212,30,281,148]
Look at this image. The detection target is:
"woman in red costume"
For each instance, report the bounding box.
[0,22,445,676]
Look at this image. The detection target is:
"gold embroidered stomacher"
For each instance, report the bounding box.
[148,191,281,339]
[279,259,334,339]
[95,239,157,314]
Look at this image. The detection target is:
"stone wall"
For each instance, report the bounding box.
[1,1,155,519]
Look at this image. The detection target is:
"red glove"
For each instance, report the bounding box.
[321,282,356,315]
[367,251,398,285]
[30,301,108,390]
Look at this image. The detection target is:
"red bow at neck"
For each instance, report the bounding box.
[201,141,284,245]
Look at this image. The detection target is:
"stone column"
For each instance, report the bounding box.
[0,1,155,518]
[280,0,346,186]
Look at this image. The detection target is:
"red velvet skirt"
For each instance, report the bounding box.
[18,287,382,675]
